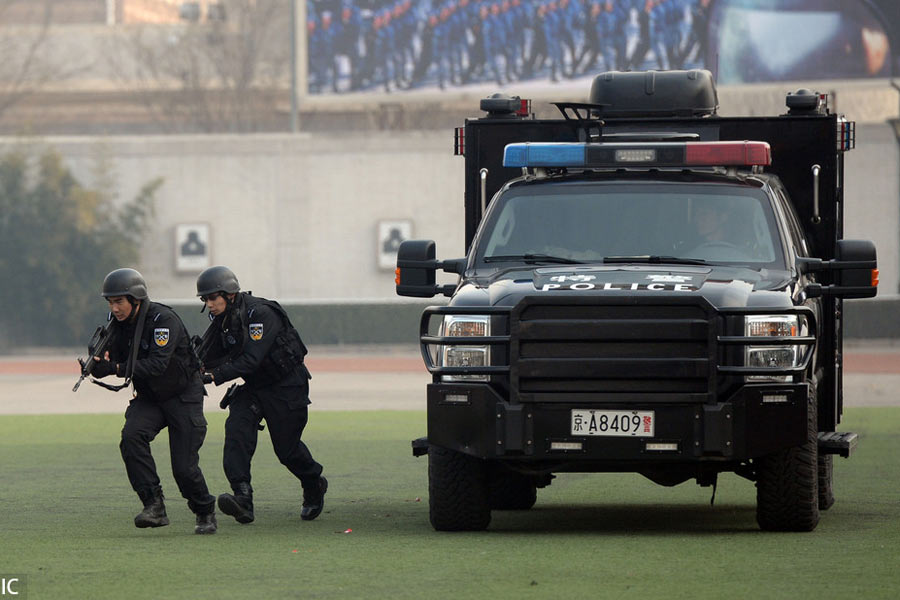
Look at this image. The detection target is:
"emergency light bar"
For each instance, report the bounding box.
[503,141,772,169]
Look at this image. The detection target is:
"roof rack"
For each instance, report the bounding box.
[552,102,608,122]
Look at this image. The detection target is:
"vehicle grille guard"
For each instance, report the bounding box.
[419,302,816,384]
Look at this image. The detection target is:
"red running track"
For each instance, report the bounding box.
[1,352,896,376]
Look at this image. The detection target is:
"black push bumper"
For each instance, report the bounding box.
[424,382,811,463]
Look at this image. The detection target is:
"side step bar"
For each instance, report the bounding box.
[818,432,858,458]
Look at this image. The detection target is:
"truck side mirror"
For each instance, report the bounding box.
[802,239,878,299]
[395,240,464,298]
[833,240,878,298]
[396,240,437,297]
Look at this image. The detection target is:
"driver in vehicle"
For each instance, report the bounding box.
[693,200,729,244]
[683,198,749,261]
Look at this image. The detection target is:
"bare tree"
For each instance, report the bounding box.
[0,1,62,120]
[108,0,292,133]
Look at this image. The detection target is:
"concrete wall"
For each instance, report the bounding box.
[25,132,465,301]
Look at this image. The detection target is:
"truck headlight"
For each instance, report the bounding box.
[744,315,806,382]
[439,315,490,382]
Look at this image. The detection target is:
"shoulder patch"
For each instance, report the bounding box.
[154,328,170,347]
[249,323,264,341]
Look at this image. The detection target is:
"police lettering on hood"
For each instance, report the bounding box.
[534,272,701,292]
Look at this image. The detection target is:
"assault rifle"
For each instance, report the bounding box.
[73,320,114,392]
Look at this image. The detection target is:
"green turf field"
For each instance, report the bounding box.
[1,407,898,599]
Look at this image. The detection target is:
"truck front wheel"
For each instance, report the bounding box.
[428,446,491,531]
[755,383,820,531]
[818,454,835,510]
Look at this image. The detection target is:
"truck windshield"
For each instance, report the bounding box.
[476,182,785,269]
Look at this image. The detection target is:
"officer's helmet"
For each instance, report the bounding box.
[102,268,149,300]
[196,266,241,296]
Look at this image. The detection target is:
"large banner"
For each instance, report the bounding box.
[306,0,898,94]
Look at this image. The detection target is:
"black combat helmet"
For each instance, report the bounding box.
[197,266,241,296]
[101,268,148,300]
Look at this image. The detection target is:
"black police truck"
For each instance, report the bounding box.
[396,70,878,532]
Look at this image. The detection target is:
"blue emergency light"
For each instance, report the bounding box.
[503,143,587,167]
[503,141,772,169]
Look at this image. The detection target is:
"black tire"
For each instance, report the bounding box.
[428,446,491,531]
[818,454,835,510]
[755,381,820,532]
[488,464,537,510]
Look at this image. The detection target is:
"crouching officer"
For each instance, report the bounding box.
[92,268,217,534]
[194,266,327,524]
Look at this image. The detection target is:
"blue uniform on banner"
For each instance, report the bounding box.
[592,1,616,71]
[338,2,362,90]
[306,0,717,93]
[609,0,631,71]
[649,0,668,69]
[373,7,394,91]
[307,6,324,93]
[431,4,450,88]
[450,0,467,84]
[482,3,505,85]
[539,2,562,81]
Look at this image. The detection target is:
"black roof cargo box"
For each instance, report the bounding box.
[589,70,719,118]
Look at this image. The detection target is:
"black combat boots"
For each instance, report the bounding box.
[135,487,169,528]
[301,476,328,521]
[194,512,218,534]
[218,482,254,524]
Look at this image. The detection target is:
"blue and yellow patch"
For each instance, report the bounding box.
[249,323,264,341]
[154,328,169,347]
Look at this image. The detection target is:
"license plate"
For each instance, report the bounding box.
[571,409,655,437]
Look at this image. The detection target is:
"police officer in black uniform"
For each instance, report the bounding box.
[90,268,217,534]
[194,266,327,524]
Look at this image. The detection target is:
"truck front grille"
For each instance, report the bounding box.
[510,298,717,403]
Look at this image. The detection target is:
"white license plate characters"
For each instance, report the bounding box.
[571,410,655,437]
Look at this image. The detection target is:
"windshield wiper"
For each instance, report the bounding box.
[603,255,709,265]
[484,254,586,264]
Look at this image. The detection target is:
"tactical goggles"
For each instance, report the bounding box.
[200,293,223,303]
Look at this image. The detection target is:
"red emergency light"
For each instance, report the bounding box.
[684,141,771,166]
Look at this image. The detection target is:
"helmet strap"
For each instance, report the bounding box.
[128,298,141,322]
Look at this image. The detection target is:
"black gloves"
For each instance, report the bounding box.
[202,373,214,385]
[91,359,118,378]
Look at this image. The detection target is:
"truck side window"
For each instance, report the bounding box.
[773,184,810,257]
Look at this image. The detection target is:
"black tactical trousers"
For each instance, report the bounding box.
[120,390,216,514]
[223,383,323,492]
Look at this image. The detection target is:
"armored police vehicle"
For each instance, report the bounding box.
[396,70,878,532]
